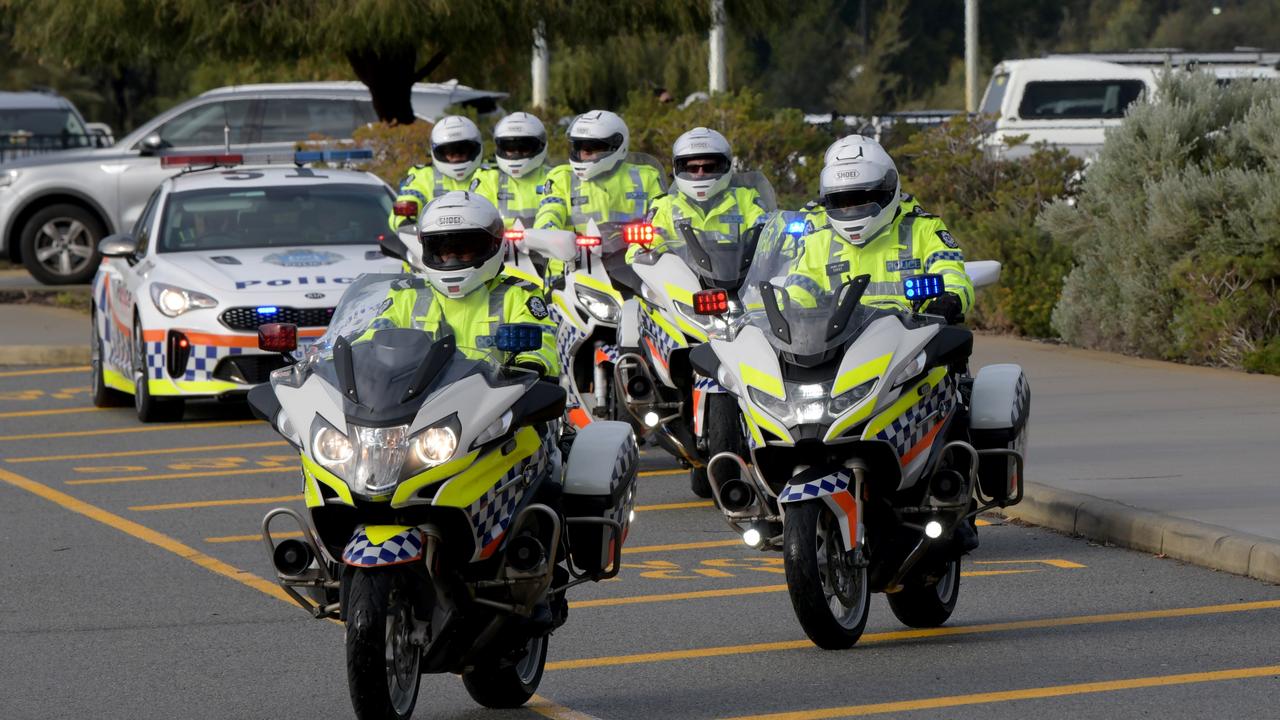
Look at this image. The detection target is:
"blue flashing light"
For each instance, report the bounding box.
[786,220,807,235]
[903,274,944,302]
[293,148,375,164]
[256,306,279,315]
[495,323,544,353]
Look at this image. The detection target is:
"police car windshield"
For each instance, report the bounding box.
[158,183,392,253]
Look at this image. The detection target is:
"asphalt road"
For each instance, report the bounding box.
[2,364,1278,720]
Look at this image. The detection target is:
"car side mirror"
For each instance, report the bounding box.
[98,234,138,258]
[139,134,165,156]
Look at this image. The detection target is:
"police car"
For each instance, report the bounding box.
[90,150,402,421]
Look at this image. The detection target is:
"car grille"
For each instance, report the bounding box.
[219,306,335,331]
[212,354,291,385]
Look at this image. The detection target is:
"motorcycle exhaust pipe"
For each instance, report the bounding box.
[272,538,314,577]
[506,535,546,574]
[718,478,756,513]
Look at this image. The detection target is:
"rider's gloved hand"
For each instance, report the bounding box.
[512,360,547,379]
[927,292,964,324]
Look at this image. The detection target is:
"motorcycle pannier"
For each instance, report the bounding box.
[562,421,639,575]
[969,364,1030,503]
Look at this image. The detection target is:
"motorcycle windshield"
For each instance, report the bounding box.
[737,212,881,363]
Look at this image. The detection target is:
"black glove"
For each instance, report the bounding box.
[927,292,965,324]
[512,360,547,378]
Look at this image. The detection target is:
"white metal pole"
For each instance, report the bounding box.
[709,0,727,94]
[532,22,550,109]
[965,0,979,112]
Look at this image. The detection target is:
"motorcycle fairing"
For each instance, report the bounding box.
[302,453,356,508]
[778,468,861,551]
[549,269,622,427]
[342,525,425,567]
[862,367,958,489]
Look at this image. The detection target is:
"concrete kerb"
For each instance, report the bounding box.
[0,345,90,366]
[1001,481,1280,585]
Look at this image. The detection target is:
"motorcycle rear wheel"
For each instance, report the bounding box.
[462,633,548,708]
[783,501,870,649]
[346,569,422,720]
[692,393,746,499]
[887,556,961,628]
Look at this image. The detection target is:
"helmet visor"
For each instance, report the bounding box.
[674,154,730,180]
[496,136,546,160]
[569,133,624,162]
[420,229,500,271]
[433,140,481,164]
[824,167,898,222]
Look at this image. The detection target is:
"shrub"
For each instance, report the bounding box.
[351,121,434,189]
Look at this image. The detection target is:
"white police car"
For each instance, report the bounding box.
[90,151,402,421]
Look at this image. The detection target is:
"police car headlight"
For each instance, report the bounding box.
[575,286,620,323]
[150,283,218,317]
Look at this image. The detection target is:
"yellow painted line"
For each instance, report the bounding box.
[572,584,788,609]
[207,531,301,544]
[0,406,106,419]
[0,466,291,603]
[973,558,1086,569]
[6,440,288,464]
[718,664,1280,719]
[626,539,743,554]
[66,465,295,486]
[636,500,714,512]
[546,598,1280,671]
[0,419,260,442]
[529,695,605,720]
[0,365,89,378]
[638,468,685,477]
[131,495,299,512]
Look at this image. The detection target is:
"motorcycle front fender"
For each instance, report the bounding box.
[778,468,862,552]
[341,524,425,567]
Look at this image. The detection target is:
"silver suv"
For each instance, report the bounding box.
[0,81,504,284]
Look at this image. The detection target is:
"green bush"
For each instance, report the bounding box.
[894,116,1083,336]
[1044,72,1280,374]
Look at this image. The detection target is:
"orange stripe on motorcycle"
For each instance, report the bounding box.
[901,414,948,466]
[568,407,592,428]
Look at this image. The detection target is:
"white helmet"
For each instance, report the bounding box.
[567,110,629,181]
[672,127,733,202]
[819,135,901,245]
[494,112,548,179]
[430,116,483,182]
[415,191,505,298]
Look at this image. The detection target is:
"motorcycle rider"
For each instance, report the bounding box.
[492,112,553,230]
[370,191,558,378]
[784,135,973,323]
[626,126,767,262]
[387,115,499,231]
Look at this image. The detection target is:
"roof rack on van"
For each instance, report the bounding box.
[1044,49,1280,69]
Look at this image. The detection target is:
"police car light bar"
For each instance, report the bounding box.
[293,149,375,164]
[160,154,244,168]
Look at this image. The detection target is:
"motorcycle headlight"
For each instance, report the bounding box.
[150,282,217,317]
[310,417,411,496]
[747,381,845,428]
[829,377,877,416]
[576,286,620,323]
[413,425,458,466]
[314,423,354,465]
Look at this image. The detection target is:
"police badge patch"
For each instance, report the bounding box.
[526,297,549,319]
[937,230,959,248]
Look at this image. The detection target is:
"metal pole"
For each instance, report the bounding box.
[709,0,727,94]
[532,22,549,109]
[965,0,979,112]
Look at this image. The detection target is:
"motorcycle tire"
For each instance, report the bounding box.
[132,319,183,422]
[90,309,128,408]
[462,633,549,709]
[783,501,870,649]
[346,569,422,720]
[886,556,961,628]
[692,393,746,499]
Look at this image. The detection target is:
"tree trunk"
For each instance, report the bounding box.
[347,46,450,125]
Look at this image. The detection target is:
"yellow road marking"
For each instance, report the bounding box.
[529,695,605,720]
[0,406,106,419]
[6,440,288,464]
[67,466,295,486]
[0,420,260,442]
[639,469,685,477]
[207,531,302,544]
[546,598,1280,671]
[572,585,788,609]
[625,539,742,553]
[0,467,290,603]
[0,366,89,378]
[131,495,299,512]
[973,558,1086,569]
[636,500,714,511]
[718,664,1280,719]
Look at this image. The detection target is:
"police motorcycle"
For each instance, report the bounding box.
[613,172,777,498]
[689,212,1028,649]
[247,273,638,718]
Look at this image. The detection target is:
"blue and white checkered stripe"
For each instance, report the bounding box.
[342,527,425,567]
[147,341,165,380]
[875,375,957,460]
[925,250,964,268]
[551,305,587,408]
[180,344,245,381]
[693,374,725,392]
[778,470,852,503]
[467,464,530,559]
[638,310,679,363]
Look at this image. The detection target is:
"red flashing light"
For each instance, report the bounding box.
[160,154,243,168]
[504,228,524,242]
[178,338,189,349]
[623,222,655,246]
[575,234,602,248]
[258,323,298,353]
[693,289,729,316]
[392,201,418,218]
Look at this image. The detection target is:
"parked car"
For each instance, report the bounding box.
[0,80,505,284]
[0,90,113,163]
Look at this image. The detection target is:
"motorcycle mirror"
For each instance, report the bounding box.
[495,323,544,353]
[966,260,1002,289]
[258,323,298,353]
[521,228,578,262]
[692,289,730,316]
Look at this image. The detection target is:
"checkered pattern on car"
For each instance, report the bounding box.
[874,375,957,460]
[341,527,425,566]
[147,341,165,380]
[150,341,246,381]
[778,470,852,503]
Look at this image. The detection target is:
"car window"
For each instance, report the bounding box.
[1018,80,1146,119]
[154,100,253,148]
[158,181,393,252]
[259,98,365,143]
[133,188,163,256]
[0,108,87,136]
[980,73,1009,116]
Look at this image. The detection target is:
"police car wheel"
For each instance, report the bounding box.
[90,308,128,408]
[132,320,184,423]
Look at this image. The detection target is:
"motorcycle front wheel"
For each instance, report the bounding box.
[783,501,870,649]
[462,633,549,708]
[346,569,422,720]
